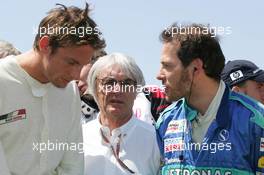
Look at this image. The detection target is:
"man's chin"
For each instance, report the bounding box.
[165,92,173,102]
[108,107,122,113]
[52,81,69,88]
[165,95,171,102]
[165,94,181,103]
[107,106,127,116]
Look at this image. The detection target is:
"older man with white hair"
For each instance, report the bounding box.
[82,53,160,175]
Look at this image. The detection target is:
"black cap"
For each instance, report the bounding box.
[221,59,264,86]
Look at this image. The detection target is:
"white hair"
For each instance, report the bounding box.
[87,52,145,102]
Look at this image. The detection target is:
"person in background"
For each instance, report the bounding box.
[0,3,105,175]
[0,39,21,58]
[155,23,264,174]
[78,49,107,123]
[83,53,160,175]
[133,85,171,124]
[221,59,264,104]
[77,49,107,96]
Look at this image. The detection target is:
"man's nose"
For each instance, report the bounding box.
[112,83,123,93]
[156,70,164,81]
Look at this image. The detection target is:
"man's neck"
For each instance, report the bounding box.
[189,79,220,115]
[99,111,132,133]
[17,50,48,83]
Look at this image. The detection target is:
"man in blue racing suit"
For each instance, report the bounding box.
[155,23,264,175]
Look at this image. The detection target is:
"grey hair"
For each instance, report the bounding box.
[87,52,145,102]
[0,40,21,59]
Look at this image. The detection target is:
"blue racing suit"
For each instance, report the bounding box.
[156,86,264,175]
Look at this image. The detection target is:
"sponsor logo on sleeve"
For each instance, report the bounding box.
[165,119,187,135]
[164,137,184,153]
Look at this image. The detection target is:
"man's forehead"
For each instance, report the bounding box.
[98,67,129,79]
[162,42,180,55]
[61,45,94,64]
[161,43,179,61]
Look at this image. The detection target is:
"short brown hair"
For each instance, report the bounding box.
[33,3,106,54]
[160,23,225,81]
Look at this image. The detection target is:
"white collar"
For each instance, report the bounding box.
[97,113,136,142]
[10,56,51,97]
[197,80,226,123]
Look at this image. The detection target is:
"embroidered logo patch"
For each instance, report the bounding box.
[164,137,184,153]
[218,129,229,142]
[0,109,26,125]
[165,119,187,135]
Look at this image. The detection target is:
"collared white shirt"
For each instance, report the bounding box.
[83,114,160,175]
[0,56,84,175]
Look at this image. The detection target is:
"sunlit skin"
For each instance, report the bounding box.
[17,36,95,88]
[156,42,219,115]
[232,80,264,104]
[96,65,137,132]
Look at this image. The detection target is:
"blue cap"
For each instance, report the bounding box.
[221,59,264,86]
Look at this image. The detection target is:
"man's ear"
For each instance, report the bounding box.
[38,35,50,54]
[231,86,241,93]
[190,58,203,74]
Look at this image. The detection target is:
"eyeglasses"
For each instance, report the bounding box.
[97,77,137,93]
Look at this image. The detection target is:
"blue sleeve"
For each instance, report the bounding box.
[155,120,165,158]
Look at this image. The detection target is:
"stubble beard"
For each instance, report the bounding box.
[171,69,192,102]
